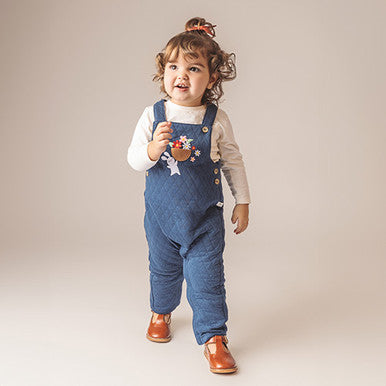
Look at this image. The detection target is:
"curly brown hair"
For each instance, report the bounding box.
[152,17,236,106]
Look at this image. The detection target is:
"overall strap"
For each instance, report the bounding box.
[153,99,167,122]
[202,103,218,127]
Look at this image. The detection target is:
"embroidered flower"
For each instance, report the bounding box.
[194,150,201,156]
[170,137,193,149]
[173,140,182,148]
[190,157,195,162]
[192,146,196,150]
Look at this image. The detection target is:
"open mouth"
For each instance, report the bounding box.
[176,84,189,89]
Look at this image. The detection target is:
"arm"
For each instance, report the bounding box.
[127,107,158,172]
[217,110,251,234]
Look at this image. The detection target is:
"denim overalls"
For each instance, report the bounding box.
[144,99,228,345]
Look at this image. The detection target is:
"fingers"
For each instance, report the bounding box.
[154,122,173,145]
[232,204,249,234]
[233,217,249,234]
[155,121,173,135]
[231,214,241,233]
[157,139,171,147]
[155,132,172,142]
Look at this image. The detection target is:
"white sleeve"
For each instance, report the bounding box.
[217,110,251,205]
[127,106,158,172]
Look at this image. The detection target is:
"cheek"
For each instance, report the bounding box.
[164,72,175,84]
[198,75,210,88]
[163,73,171,88]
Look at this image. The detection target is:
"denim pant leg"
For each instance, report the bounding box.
[144,208,184,314]
[181,208,228,345]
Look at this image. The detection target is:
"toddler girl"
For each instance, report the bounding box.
[127,17,251,374]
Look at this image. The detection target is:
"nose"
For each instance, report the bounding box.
[177,69,188,80]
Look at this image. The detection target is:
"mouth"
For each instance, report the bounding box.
[175,84,189,89]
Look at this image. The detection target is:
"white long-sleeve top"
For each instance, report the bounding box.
[127,99,251,205]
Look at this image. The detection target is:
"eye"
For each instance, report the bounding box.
[190,66,200,72]
[168,64,177,70]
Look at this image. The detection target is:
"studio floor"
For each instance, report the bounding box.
[1,240,384,386]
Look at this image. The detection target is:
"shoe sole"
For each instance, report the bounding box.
[146,333,171,343]
[204,349,238,374]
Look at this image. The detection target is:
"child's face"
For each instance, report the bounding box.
[163,51,217,107]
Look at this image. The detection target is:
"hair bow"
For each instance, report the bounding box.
[186,25,215,38]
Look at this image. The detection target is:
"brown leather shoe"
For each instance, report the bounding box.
[146,311,171,343]
[204,335,238,374]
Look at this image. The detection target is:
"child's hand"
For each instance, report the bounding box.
[231,204,249,234]
[148,121,173,161]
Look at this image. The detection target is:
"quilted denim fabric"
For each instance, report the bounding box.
[143,99,228,345]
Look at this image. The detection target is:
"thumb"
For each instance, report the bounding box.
[231,212,237,224]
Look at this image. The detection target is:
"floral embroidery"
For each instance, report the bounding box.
[170,137,193,150]
[172,140,182,148]
[162,133,202,175]
[168,135,200,162]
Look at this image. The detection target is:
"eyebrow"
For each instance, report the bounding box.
[189,62,205,67]
[168,61,206,67]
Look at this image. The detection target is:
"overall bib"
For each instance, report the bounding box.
[144,99,228,345]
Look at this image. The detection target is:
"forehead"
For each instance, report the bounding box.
[167,48,207,65]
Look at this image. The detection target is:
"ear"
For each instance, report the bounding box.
[207,72,218,90]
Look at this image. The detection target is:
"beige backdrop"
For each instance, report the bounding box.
[1,1,385,385]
